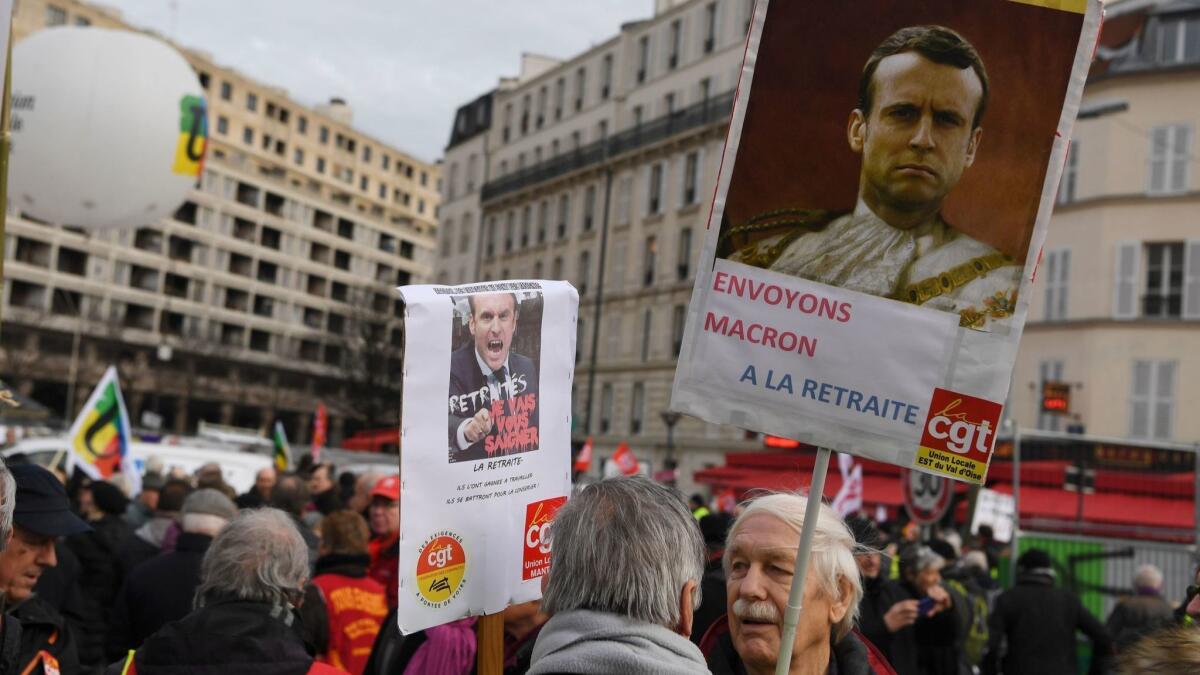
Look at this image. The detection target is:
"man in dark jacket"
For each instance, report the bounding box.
[692,512,733,647]
[849,516,919,670]
[0,464,91,675]
[114,478,191,578]
[106,508,345,675]
[107,488,236,660]
[67,479,133,670]
[982,548,1113,675]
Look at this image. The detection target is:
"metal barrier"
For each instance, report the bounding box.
[1013,529,1198,623]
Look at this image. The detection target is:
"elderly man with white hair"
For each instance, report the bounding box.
[1105,563,1173,651]
[705,493,887,675]
[107,508,347,675]
[528,476,711,674]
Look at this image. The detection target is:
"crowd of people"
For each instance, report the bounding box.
[0,454,1197,674]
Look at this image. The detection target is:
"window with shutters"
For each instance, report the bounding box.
[647,163,665,216]
[538,200,549,244]
[631,383,645,434]
[606,315,622,358]
[682,151,700,206]
[1147,124,1191,195]
[583,185,596,231]
[637,36,651,83]
[678,228,693,280]
[643,236,657,287]
[616,175,633,225]
[641,310,653,362]
[1037,360,1064,432]
[1129,360,1176,440]
[704,3,718,53]
[1043,248,1070,321]
[1157,15,1200,65]
[460,214,473,254]
[552,257,563,280]
[578,250,591,296]
[1057,140,1080,204]
[520,206,532,248]
[672,304,686,357]
[611,239,627,293]
[1143,242,1184,318]
[669,20,682,70]
[557,194,570,240]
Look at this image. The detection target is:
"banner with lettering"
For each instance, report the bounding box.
[672,0,1102,484]
[397,280,577,633]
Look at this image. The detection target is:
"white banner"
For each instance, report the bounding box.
[397,280,577,633]
[673,0,1103,484]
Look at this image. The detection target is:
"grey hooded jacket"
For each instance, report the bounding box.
[529,609,713,675]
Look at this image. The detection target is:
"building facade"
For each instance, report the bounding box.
[3,0,440,443]
[440,0,759,492]
[1010,0,1200,442]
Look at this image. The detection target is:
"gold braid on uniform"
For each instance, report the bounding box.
[895,251,1018,328]
[720,208,842,268]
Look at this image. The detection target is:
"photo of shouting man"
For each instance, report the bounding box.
[446,291,542,463]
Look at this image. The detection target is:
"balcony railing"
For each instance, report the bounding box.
[481,90,735,203]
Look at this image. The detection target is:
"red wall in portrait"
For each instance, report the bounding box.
[721,0,1085,260]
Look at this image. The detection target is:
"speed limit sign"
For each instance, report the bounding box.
[902,468,952,525]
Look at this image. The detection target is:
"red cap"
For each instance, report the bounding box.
[370,475,400,501]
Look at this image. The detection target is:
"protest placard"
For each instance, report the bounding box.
[397,280,577,633]
[672,0,1102,485]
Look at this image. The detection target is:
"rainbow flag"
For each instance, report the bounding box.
[68,366,139,494]
[273,420,291,471]
[172,94,207,177]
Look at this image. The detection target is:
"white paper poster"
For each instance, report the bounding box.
[397,280,577,633]
[672,0,1102,484]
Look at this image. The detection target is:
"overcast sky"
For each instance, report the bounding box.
[100,0,653,163]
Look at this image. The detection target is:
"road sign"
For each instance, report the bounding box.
[902,468,952,525]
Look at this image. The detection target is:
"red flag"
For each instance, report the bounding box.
[611,442,639,476]
[716,488,738,514]
[312,402,328,462]
[574,437,593,473]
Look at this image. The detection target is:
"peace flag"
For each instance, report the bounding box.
[67,366,139,494]
[273,420,291,471]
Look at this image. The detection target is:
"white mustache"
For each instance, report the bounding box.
[733,598,780,624]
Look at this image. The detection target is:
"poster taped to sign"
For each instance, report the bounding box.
[398,280,577,633]
[671,0,1102,484]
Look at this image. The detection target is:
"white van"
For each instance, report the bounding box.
[2,437,273,495]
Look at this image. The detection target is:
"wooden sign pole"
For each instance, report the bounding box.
[476,612,505,675]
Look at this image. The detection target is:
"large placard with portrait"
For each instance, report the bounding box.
[672,0,1101,484]
[397,280,577,633]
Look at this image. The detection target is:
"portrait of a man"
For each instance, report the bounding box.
[719,26,1021,331]
[447,292,541,463]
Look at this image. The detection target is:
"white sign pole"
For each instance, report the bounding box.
[774,446,832,675]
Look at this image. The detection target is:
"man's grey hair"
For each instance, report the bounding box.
[542,476,705,629]
[0,458,13,552]
[195,508,309,609]
[725,493,863,641]
[1134,563,1164,592]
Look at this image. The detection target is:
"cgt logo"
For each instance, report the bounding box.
[915,388,1003,485]
[522,496,566,581]
[414,531,466,609]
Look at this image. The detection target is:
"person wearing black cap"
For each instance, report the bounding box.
[982,548,1113,675]
[691,511,733,647]
[0,463,91,675]
[848,516,918,672]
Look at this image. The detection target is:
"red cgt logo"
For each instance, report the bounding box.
[916,389,1003,484]
[522,496,566,581]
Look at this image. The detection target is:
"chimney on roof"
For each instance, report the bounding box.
[317,97,353,125]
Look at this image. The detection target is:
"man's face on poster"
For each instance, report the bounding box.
[469,293,518,372]
[849,51,984,225]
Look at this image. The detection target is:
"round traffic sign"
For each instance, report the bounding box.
[901,468,952,525]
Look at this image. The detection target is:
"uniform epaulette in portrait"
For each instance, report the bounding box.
[717,207,845,263]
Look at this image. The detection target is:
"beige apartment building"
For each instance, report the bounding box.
[1011,0,1200,442]
[3,0,440,442]
[440,0,758,491]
